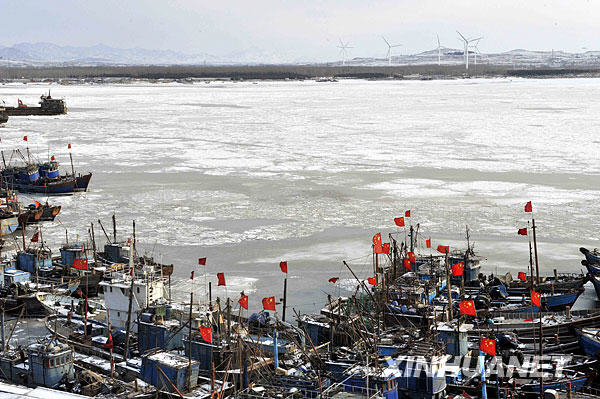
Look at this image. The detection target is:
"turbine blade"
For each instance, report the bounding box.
[456,30,467,42]
[382,36,390,47]
[437,34,440,47]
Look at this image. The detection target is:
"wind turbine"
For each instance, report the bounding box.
[470,38,483,66]
[382,36,402,66]
[456,31,483,70]
[337,39,353,66]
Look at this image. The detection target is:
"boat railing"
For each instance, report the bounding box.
[580,386,600,397]
[491,308,599,321]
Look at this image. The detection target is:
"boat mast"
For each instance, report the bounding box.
[445,251,453,320]
[112,214,117,243]
[188,292,193,391]
[123,272,135,362]
[531,215,543,397]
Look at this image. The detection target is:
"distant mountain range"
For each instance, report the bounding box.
[1,42,600,67]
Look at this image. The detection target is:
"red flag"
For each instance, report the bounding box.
[198,257,206,265]
[518,272,527,281]
[452,262,463,276]
[238,295,248,310]
[480,338,496,356]
[279,261,288,273]
[405,210,411,218]
[403,258,411,270]
[382,243,390,254]
[328,277,339,283]
[408,252,415,263]
[524,201,532,213]
[31,232,39,243]
[262,296,276,311]
[103,332,113,349]
[68,143,72,149]
[217,272,226,286]
[530,290,541,307]
[199,326,212,343]
[459,300,477,316]
[73,258,88,271]
[50,155,55,161]
[517,228,527,236]
[190,271,194,280]
[23,136,27,142]
[394,217,405,227]
[367,276,377,285]
[437,245,449,254]
[426,238,431,249]
[373,233,383,254]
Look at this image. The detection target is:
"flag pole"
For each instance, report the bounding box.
[445,251,453,321]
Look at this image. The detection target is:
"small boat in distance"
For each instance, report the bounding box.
[3,92,67,116]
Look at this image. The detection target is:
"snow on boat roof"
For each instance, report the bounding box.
[147,350,197,368]
[0,381,87,398]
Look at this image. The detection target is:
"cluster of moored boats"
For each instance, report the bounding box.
[0,202,597,399]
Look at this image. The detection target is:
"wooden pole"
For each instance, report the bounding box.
[532,218,543,397]
[532,218,540,286]
[529,238,537,351]
[188,292,194,391]
[106,308,114,378]
[445,251,453,320]
[90,223,98,271]
[282,277,287,322]
[123,276,135,362]
[112,214,117,243]
[69,152,75,176]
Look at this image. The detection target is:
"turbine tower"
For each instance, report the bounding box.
[337,39,353,66]
[470,38,482,66]
[436,34,442,65]
[382,36,402,66]
[457,31,483,70]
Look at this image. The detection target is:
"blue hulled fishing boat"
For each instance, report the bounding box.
[577,328,600,357]
[1,149,92,195]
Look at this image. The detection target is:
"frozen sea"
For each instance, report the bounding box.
[1,77,600,316]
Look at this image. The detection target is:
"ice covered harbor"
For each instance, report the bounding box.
[1,77,600,398]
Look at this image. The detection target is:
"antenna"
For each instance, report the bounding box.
[336,38,353,66]
[382,36,402,66]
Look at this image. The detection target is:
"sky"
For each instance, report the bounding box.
[1,0,599,62]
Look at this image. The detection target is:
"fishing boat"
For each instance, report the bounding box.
[580,247,600,266]
[2,170,92,195]
[1,149,92,195]
[17,206,43,226]
[0,339,75,389]
[3,93,67,116]
[35,291,105,317]
[39,203,61,221]
[577,328,600,357]
[588,270,600,300]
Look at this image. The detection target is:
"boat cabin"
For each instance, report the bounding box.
[140,350,199,393]
[17,249,53,275]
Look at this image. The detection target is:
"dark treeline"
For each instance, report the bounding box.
[0,64,510,80]
[1,64,600,80]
